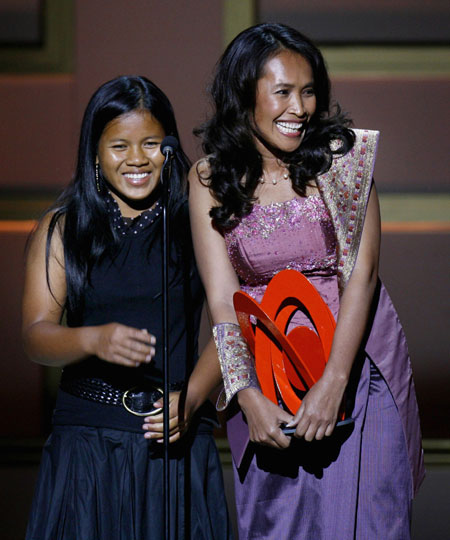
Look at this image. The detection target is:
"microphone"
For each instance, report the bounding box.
[160,136,179,158]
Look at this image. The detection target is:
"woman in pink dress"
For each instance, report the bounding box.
[187,23,424,539]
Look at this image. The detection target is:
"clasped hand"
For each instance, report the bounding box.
[238,374,346,448]
[286,375,346,442]
[142,391,189,443]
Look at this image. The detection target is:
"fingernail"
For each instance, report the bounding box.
[135,362,140,367]
[145,355,152,362]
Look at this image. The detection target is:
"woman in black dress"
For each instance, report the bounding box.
[23,75,231,540]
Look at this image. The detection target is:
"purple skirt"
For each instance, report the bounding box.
[233,360,412,539]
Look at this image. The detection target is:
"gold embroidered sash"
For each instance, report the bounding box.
[316,129,380,293]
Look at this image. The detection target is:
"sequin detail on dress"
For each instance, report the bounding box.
[225,195,337,287]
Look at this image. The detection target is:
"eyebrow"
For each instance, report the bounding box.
[108,135,162,142]
[273,81,314,89]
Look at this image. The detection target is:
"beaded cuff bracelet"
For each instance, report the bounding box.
[212,322,259,411]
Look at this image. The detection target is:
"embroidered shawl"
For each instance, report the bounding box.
[316,128,379,292]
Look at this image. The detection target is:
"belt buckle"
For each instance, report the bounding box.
[122,386,163,417]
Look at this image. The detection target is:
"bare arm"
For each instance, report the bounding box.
[186,161,293,448]
[289,184,381,441]
[22,214,155,367]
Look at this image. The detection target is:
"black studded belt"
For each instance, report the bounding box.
[60,377,183,417]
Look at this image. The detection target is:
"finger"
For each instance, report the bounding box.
[152,399,178,413]
[143,420,163,432]
[142,415,179,433]
[155,431,182,444]
[314,424,328,441]
[131,328,156,346]
[294,418,310,438]
[324,423,335,437]
[143,412,163,424]
[279,410,294,425]
[271,431,291,449]
[286,406,304,428]
[304,422,322,442]
[109,352,144,368]
[121,341,155,363]
[111,343,152,364]
[144,426,182,441]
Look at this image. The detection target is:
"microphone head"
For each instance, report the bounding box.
[160,136,179,156]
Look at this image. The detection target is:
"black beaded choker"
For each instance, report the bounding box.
[106,193,162,237]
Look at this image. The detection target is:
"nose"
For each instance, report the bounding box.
[126,145,149,165]
[289,94,306,117]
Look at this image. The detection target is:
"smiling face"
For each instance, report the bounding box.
[253,49,316,158]
[96,109,165,217]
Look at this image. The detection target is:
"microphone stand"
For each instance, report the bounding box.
[160,149,173,539]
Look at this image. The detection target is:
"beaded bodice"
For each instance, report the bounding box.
[224,195,337,289]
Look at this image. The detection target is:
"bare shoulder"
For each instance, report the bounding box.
[188,157,211,188]
[28,210,65,261]
[188,157,220,211]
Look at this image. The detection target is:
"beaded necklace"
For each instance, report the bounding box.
[259,171,289,185]
[106,193,162,237]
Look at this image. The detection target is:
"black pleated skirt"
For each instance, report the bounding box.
[26,424,232,540]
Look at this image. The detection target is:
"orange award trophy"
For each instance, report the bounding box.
[233,269,352,428]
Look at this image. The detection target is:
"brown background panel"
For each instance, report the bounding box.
[0,76,75,189]
[259,0,450,43]
[332,78,449,192]
[0,229,43,436]
[380,231,450,437]
[73,0,222,164]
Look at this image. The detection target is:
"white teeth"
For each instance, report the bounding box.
[124,173,148,179]
[276,121,302,134]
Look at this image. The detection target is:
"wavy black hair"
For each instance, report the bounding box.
[45,75,190,316]
[195,23,355,230]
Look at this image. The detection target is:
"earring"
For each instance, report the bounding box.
[95,163,101,193]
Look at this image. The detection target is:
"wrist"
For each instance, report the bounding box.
[237,386,261,409]
[184,384,203,420]
[321,364,349,388]
[80,326,97,357]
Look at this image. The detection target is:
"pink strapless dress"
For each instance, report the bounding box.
[224,196,413,540]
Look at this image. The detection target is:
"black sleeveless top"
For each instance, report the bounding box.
[54,199,215,432]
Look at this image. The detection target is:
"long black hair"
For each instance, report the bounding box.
[195,23,355,230]
[45,75,190,315]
